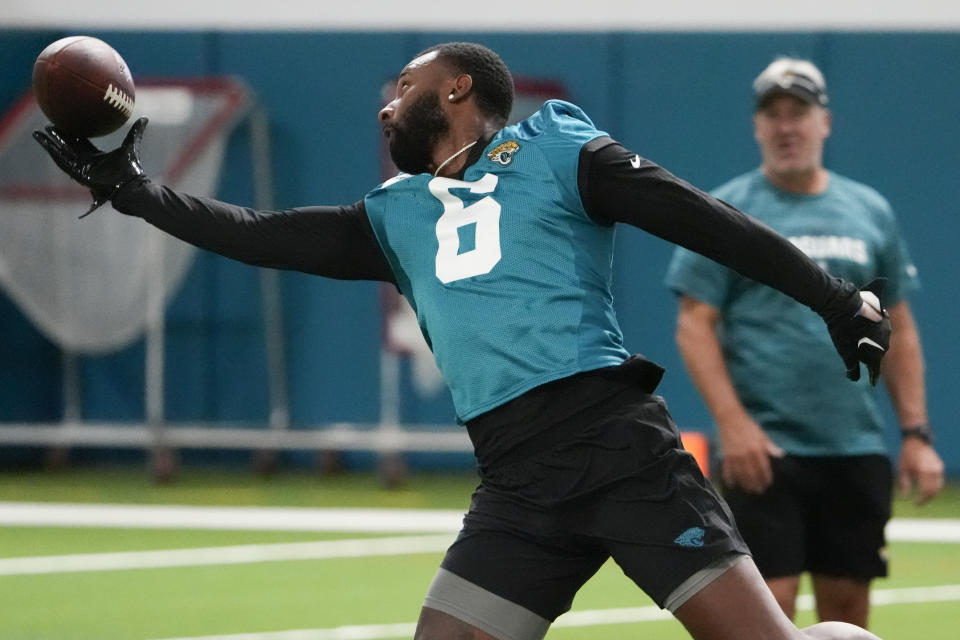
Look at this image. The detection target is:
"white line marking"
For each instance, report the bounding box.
[0,502,464,533]
[2,520,955,578]
[554,605,672,625]
[867,584,960,606]
[886,518,960,542]
[2,503,957,542]
[0,534,454,576]
[149,585,960,640]
[153,625,419,640]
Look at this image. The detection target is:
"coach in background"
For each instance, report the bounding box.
[665,57,944,630]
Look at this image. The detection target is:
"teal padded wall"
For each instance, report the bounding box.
[0,30,956,471]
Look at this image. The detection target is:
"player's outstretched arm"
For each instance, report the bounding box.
[580,138,891,384]
[33,119,396,282]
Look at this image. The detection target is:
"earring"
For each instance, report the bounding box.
[449,93,455,100]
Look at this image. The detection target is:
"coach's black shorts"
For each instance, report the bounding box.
[434,378,748,626]
[722,454,892,580]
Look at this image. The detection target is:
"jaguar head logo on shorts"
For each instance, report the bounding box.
[674,526,706,547]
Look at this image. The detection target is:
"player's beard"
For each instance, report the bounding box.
[387,92,450,175]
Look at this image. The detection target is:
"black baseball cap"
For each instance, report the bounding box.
[753,58,828,109]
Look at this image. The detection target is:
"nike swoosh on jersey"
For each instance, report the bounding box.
[629,155,641,169]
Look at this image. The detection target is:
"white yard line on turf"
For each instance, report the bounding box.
[886,518,960,542]
[0,502,464,532]
[1,502,957,542]
[148,585,960,640]
[0,534,455,576]
[0,519,957,578]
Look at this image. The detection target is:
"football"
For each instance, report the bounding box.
[32,36,136,138]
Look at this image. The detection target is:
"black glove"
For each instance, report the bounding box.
[825,278,891,385]
[33,117,148,218]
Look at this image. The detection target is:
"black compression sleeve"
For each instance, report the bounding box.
[112,178,395,283]
[579,138,857,318]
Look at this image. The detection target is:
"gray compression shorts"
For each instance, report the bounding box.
[423,552,749,640]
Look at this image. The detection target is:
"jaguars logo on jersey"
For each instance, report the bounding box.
[487,140,520,166]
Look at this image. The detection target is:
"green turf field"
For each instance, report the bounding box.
[1,468,958,639]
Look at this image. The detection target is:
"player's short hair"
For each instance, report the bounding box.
[419,42,514,125]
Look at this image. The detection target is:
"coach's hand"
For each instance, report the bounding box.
[826,278,891,385]
[900,436,945,505]
[718,414,784,494]
[33,117,148,218]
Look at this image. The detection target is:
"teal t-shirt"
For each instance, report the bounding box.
[665,169,918,455]
[365,101,630,422]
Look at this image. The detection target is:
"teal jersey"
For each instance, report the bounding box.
[665,169,919,455]
[365,101,630,422]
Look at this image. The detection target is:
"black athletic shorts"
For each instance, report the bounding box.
[431,361,749,630]
[722,454,892,580]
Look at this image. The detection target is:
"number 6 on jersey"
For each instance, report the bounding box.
[431,173,502,283]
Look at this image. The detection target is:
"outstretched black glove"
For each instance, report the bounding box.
[33,117,148,218]
[825,278,891,385]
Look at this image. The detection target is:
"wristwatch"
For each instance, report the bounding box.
[900,424,934,445]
